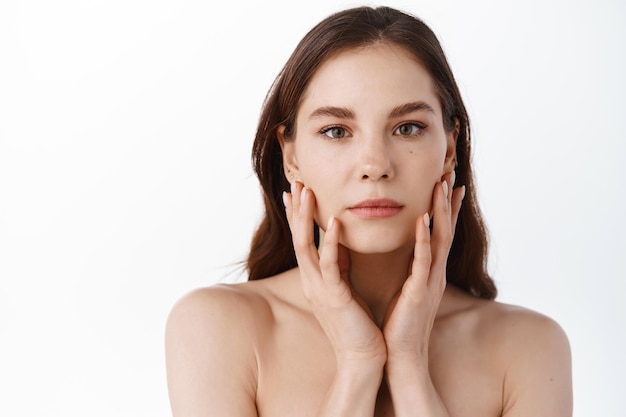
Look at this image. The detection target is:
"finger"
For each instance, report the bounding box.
[283,190,293,230]
[431,180,452,266]
[292,185,321,273]
[282,183,300,246]
[298,186,316,237]
[450,185,465,235]
[318,216,342,285]
[448,170,456,207]
[293,185,315,246]
[283,186,315,296]
[289,181,305,241]
[407,213,432,293]
[443,170,455,210]
[291,180,302,214]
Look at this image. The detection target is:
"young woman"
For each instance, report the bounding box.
[166,6,572,416]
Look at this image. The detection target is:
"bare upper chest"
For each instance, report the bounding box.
[253,303,504,417]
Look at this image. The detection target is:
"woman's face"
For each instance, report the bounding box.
[280,43,457,254]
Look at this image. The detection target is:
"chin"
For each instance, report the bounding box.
[341,227,414,255]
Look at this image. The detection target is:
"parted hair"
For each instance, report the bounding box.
[247,6,497,299]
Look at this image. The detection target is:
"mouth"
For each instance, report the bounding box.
[348,199,404,219]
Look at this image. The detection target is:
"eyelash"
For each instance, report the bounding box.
[319,125,350,140]
[318,122,427,140]
[393,122,426,137]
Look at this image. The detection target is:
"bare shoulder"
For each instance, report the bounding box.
[165,276,287,368]
[473,295,573,416]
[166,269,303,335]
[476,297,570,349]
[166,280,273,333]
[165,273,296,417]
[441,286,569,347]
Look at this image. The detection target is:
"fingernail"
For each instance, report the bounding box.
[300,186,307,204]
[291,180,296,194]
[282,191,288,207]
[327,216,335,230]
[451,170,456,188]
[423,213,429,228]
[442,180,449,198]
[460,185,466,201]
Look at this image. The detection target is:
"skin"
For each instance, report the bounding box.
[165,43,573,417]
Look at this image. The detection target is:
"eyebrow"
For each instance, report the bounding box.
[388,101,436,118]
[308,101,436,121]
[308,106,355,120]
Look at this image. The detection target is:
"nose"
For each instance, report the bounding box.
[357,137,394,181]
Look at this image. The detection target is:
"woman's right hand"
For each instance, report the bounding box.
[283,181,387,367]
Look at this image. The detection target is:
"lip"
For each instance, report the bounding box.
[348,198,404,219]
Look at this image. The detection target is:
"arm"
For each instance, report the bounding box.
[165,287,258,417]
[314,360,385,417]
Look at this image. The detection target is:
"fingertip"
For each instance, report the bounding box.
[416,212,431,242]
[451,185,466,211]
[300,186,307,205]
[413,212,432,269]
[327,216,342,241]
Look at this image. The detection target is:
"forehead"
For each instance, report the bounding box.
[299,43,441,117]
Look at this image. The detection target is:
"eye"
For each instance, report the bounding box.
[320,126,349,140]
[393,123,425,137]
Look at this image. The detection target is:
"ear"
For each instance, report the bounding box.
[443,118,459,173]
[277,125,299,183]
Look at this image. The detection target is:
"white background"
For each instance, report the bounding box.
[1,0,624,416]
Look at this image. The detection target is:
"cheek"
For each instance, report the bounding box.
[406,148,446,212]
[306,184,339,232]
[295,159,337,230]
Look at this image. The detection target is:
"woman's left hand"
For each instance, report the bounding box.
[381,171,465,363]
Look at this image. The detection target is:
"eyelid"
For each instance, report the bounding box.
[393,121,427,137]
[318,121,426,139]
[319,124,352,140]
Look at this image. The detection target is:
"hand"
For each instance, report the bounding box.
[283,181,387,366]
[381,171,465,363]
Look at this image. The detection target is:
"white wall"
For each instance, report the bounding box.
[1,0,623,416]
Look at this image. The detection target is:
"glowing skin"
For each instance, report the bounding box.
[280,43,457,255]
[167,40,572,417]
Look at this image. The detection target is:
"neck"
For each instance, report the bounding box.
[347,246,414,326]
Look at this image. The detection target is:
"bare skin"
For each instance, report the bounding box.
[165,44,572,416]
[165,195,572,417]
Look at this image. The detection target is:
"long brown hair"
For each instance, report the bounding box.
[247,6,497,299]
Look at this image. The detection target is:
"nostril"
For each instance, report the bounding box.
[361,173,390,180]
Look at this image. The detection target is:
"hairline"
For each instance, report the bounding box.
[284,40,456,140]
